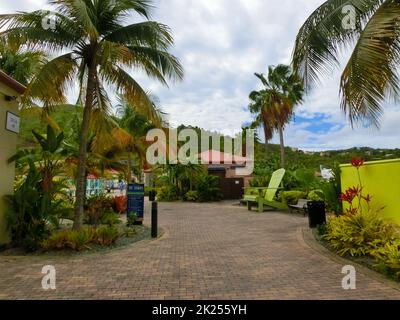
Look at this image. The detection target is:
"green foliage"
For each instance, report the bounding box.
[281,191,307,205]
[249,175,271,188]
[195,173,222,202]
[100,212,121,227]
[5,126,68,251]
[65,228,95,251]
[371,240,400,280]
[144,187,158,197]
[292,0,400,126]
[323,210,398,257]
[96,226,120,246]
[320,164,343,215]
[157,185,180,202]
[244,188,259,196]
[126,213,138,228]
[84,194,115,226]
[42,227,96,251]
[308,190,324,202]
[291,168,321,192]
[184,190,199,202]
[41,226,120,251]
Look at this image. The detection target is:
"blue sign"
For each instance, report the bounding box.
[127,184,145,221]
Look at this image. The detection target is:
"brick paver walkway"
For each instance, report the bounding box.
[1,201,399,300]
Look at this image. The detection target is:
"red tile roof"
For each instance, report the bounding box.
[0,70,26,95]
[198,150,251,165]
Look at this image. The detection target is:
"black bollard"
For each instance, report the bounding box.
[151,201,158,238]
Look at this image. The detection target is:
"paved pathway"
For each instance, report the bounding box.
[0,201,399,300]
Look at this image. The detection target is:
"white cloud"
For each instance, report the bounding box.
[2,0,400,150]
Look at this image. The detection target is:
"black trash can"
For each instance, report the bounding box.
[307,201,326,229]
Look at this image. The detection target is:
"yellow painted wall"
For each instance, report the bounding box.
[340,159,400,224]
[0,82,19,245]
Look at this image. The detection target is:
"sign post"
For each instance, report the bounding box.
[127,184,145,225]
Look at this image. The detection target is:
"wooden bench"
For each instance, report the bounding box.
[288,199,309,216]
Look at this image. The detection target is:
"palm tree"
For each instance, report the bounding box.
[292,0,400,127]
[0,0,183,229]
[249,65,303,168]
[0,40,46,86]
[113,95,165,184]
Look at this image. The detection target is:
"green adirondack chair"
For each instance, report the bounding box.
[243,168,288,213]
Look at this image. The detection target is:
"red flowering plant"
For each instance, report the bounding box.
[340,158,373,215]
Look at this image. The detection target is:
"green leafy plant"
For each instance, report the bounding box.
[127,212,138,228]
[371,240,400,280]
[184,190,199,202]
[308,190,324,202]
[281,191,307,205]
[65,228,95,251]
[291,168,321,193]
[323,210,398,257]
[96,226,120,246]
[5,126,68,251]
[249,175,271,188]
[100,212,121,227]
[145,187,158,197]
[84,194,115,226]
[42,226,120,251]
[195,173,222,202]
[157,185,179,202]
[42,227,96,251]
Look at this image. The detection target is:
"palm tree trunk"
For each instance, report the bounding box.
[262,122,269,155]
[73,63,96,230]
[127,152,132,184]
[278,125,285,168]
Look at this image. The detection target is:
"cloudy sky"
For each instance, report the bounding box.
[2,0,400,151]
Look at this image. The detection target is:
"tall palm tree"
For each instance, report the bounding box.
[292,0,400,127]
[249,65,303,168]
[0,0,183,229]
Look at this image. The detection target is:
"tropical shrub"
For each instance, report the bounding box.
[126,213,138,227]
[42,227,96,251]
[281,191,307,205]
[113,196,127,214]
[157,185,179,202]
[195,173,222,202]
[323,210,398,257]
[100,212,122,227]
[145,187,158,197]
[249,175,271,188]
[96,226,120,246]
[42,226,120,251]
[291,168,321,193]
[184,190,199,202]
[371,240,400,278]
[5,126,67,251]
[308,190,324,202]
[84,194,114,226]
[65,228,95,251]
[322,163,342,215]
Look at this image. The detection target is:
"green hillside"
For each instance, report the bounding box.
[19,108,400,172]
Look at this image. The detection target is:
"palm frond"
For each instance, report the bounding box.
[22,52,77,110]
[340,0,400,126]
[292,0,382,89]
